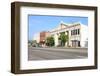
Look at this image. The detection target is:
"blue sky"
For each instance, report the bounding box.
[28,15,88,40]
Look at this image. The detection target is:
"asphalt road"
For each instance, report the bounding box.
[28,47,88,61]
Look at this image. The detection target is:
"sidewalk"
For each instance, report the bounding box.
[45,46,88,49]
[31,47,88,54]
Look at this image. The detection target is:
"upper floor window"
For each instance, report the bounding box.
[78,29,80,35]
[71,29,80,36]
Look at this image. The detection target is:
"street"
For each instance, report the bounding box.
[28,47,88,60]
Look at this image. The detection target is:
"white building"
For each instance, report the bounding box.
[50,21,88,47]
[33,33,40,43]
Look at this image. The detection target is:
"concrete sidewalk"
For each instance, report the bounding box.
[31,47,88,54]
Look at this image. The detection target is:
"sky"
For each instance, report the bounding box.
[28,15,88,40]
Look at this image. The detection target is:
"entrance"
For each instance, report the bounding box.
[72,40,80,47]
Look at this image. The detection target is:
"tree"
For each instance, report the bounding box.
[28,40,38,47]
[32,40,38,47]
[46,36,55,47]
[58,32,68,46]
[28,40,33,45]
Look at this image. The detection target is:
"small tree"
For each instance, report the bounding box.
[28,40,33,46]
[28,40,38,47]
[46,36,55,47]
[58,32,68,46]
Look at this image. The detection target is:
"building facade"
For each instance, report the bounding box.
[33,33,40,43]
[33,22,88,48]
[33,31,50,47]
[40,31,50,45]
[50,22,88,47]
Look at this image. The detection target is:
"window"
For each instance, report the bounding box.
[78,29,80,35]
[71,29,79,36]
[71,30,73,35]
[78,41,80,47]
[75,29,77,35]
[73,30,75,35]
